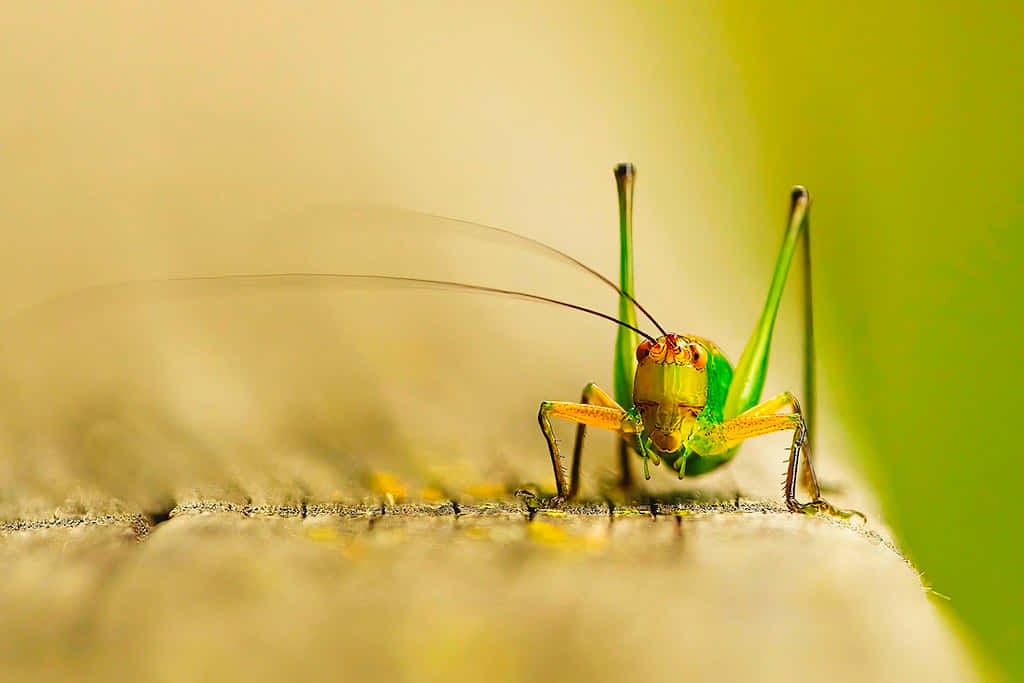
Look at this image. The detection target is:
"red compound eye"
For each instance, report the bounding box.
[688,343,707,370]
[636,340,653,362]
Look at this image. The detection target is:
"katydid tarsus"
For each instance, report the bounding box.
[17,163,860,519]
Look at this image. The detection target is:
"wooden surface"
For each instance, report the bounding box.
[0,496,979,682]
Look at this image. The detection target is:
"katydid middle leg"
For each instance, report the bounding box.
[568,383,624,498]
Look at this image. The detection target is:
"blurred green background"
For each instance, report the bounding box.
[720,4,1024,679]
[2,1,1021,679]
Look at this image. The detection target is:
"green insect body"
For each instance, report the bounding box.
[537,163,861,519]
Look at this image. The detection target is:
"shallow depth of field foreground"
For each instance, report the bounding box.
[0,495,976,682]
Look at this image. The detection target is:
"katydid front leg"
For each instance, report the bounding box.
[685,393,864,520]
[537,386,644,503]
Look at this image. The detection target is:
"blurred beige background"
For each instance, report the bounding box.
[3,1,1020,681]
[1,1,817,511]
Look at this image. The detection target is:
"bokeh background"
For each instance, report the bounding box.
[1,1,1021,680]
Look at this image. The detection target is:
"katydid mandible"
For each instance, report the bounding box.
[533,163,860,519]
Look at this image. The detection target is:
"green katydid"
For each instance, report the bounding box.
[14,163,860,519]
[532,163,860,519]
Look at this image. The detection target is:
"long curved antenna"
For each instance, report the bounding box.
[17,273,657,343]
[176,273,657,342]
[406,208,668,337]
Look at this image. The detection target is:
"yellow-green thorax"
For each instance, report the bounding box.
[632,334,709,454]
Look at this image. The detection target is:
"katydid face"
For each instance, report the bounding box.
[632,334,709,454]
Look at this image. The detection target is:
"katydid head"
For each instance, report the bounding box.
[632,334,709,454]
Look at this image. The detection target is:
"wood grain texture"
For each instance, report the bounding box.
[0,499,979,682]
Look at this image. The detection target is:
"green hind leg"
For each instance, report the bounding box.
[612,163,639,489]
[724,187,814,420]
[723,187,820,491]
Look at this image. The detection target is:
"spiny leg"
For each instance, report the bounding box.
[724,188,812,420]
[690,394,863,520]
[798,195,818,491]
[569,383,623,499]
[538,399,629,502]
[733,391,819,497]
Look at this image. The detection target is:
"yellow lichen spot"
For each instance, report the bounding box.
[527,521,568,545]
[306,525,365,560]
[419,486,446,502]
[527,521,607,551]
[370,471,407,501]
[464,483,507,499]
[674,510,690,517]
[305,525,339,543]
[540,510,566,518]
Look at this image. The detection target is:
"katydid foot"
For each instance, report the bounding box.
[789,497,866,523]
[514,489,566,510]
